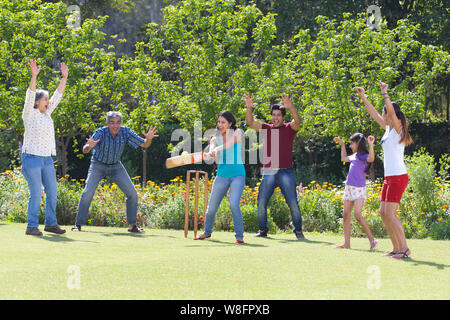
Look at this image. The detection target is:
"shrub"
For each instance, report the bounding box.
[148,196,186,230]
[405,149,449,229]
[55,178,82,225]
[298,181,342,233]
[240,204,278,234]
[267,189,291,231]
[429,219,450,240]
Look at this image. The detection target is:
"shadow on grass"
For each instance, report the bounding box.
[39,234,99,243]
[185,239,267,248]
[101,232,157,238]
[263,236,335,246]
[334,247,449,270]
[397,257,449,270]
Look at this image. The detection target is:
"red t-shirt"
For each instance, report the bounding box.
[261,122,297,169]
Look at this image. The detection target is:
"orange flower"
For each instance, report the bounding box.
[199,216,204,221]
[9,201,14,204]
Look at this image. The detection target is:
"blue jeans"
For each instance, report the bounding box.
[76,159,138,226]
[257,169,303,233]
[21,153,58,228]
[204,175,245,239]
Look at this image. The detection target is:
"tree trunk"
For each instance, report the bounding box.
[142,148,147,187]
[56,125,74,177]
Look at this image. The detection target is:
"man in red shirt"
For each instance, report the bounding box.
[244,93,305,240]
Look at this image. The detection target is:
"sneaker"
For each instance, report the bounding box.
[44,224,66,234]
[71,225,82,232]
[235,239,244,244]
[254,230,267,237]
[25,227,43,236]
[295,231,306,240]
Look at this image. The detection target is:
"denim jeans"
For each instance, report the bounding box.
[204,175,245,239]
[76,158,138,226]
[21,153,58,228]
[257,169,303,233]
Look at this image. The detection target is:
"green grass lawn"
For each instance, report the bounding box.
[0,222,449,300]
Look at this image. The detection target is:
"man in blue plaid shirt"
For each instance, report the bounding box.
[72,111,158,233]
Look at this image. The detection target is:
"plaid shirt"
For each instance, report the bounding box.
[91,126,144,164]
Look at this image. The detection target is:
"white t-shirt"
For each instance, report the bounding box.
[380,126,407,177]
[22,88,62,156]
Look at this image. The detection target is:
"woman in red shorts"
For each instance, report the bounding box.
[356,81,413,259]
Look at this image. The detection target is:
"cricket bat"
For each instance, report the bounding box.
[165,152,203,168]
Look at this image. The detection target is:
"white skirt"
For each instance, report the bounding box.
[343,184,366,201]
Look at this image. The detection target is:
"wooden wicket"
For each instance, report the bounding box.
[184,170,208,238]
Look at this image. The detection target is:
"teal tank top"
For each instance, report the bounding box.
[216,133,245,177]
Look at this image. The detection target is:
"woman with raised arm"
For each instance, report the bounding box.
[22,59,68,236]
[356,82,413,259]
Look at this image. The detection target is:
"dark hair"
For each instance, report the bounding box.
[383,102,413,146]
[270,104,286,117]
[217,110,237,130]
[349,132,372,175]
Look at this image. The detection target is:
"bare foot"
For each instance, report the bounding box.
[369,238,378,250]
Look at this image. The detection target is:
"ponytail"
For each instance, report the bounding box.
[392,102,413,146]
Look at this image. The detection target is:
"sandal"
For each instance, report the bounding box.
[391,248,411,259]
[128,225,145,233]
[383,251,396,256]
[194,233,211,240]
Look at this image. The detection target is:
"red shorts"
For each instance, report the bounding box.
[380,174,409,203]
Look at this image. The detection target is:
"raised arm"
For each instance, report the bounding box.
[356,87,385,129]
[244,93,263,132]
[281,94,301,131]
[23,60,41,121]
[47,62,69,115]
[83,135,100,154]
[57,62,69,95]
[28,60,40,92]
[140,126,159,148]
[379,81,402,133]
[333,137,350,162]
[367,135,375,163]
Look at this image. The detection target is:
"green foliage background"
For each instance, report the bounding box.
[0,0,448,186]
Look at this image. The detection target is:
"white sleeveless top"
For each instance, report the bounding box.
[380,126,407,177]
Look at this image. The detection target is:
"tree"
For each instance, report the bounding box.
[141,0,280,130]
[285,14,449,143]
[0,0,119,176]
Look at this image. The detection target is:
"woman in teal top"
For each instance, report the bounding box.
[194,111,245,243]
